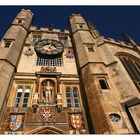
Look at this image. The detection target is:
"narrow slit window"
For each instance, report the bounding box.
[88,47,94,52]
[99,79,109,89]
[4,40,13,48]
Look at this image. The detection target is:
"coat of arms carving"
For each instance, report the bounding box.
[23,48,34,56]
[39,107,55,122]
[69,114,83,130]
[8,114,24,131]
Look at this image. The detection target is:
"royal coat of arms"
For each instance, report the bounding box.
[39,107,55,122]
[69,114,83,130]
[9,114,23,131]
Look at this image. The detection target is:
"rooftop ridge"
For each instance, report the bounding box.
[104,37,134,49]
[30,26,69,34]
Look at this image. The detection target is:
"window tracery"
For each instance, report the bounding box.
[36,56,63,66]
[66,87,80,108]
[117,53,140,92]
[14,86,30,107]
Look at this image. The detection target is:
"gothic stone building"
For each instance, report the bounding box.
[0,9,140,134]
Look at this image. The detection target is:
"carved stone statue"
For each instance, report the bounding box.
[32,92,39,113]
[43,81,53,102]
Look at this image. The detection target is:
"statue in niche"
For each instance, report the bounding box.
[43,81,53,103]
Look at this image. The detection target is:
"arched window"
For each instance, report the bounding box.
[22,88,30,107]
[14,86,30,107]
[66,87,80,108]
[73,87,80,107]
[117,53,140,92]
[14,88,23,107]
[66,87,72,107]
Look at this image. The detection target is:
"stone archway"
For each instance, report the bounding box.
[25,126,67,134]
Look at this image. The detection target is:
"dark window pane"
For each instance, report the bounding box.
[24,92,29,97]
[66,93,71,97]
[99,79,108,89]
[88,47,94,52]
[17,92,22,97]
[67,99,71,103]
[66,88,71,92]
[23,98,28,103]
[5,42,11,48]
[75,104,80,107]
[16,98,20,103]
[73,92,78,97]
[74,99,79,103]
[22,104,27,107]
[67,104,72,107]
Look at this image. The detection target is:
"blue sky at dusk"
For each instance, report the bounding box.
[0,6,140,45]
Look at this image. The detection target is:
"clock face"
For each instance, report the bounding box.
[35,39,64,57]
[109,113,121,122]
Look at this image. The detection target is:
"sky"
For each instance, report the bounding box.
[0,6,140,45]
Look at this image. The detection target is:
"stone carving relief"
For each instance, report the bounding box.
[69,113,86,134]
[8,114,24,132]
[23,47,34,56]
[39,107,55,122]
[40,66,57,73]
[42,80,56,104]
[65,49,74,59]
[32,92,39,113]
[56,92,62,112]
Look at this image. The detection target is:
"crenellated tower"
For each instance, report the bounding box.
[69,14,140,134]
[0,9,33,121]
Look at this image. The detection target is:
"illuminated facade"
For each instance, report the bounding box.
[0,9,140,134]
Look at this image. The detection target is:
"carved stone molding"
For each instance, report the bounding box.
[40,66,57,73]
[23,48,34,56]
[65,49,74,59]
[39,107,55,122]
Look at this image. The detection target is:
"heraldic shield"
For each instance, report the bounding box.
[70,114,83,130]
[9,114,23,131]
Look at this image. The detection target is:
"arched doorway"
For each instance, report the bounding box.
[25,126,67,134]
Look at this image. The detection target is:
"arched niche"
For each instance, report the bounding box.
[40,79,56,103]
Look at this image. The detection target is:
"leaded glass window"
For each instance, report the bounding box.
[36,56,63,66]
[73,87,80,107]
[22,88,30,107]
[14,86,30,107]
[119,55,140,92]
[14,88,23,107]
[66,87,72,107]
[66,87,80,108]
